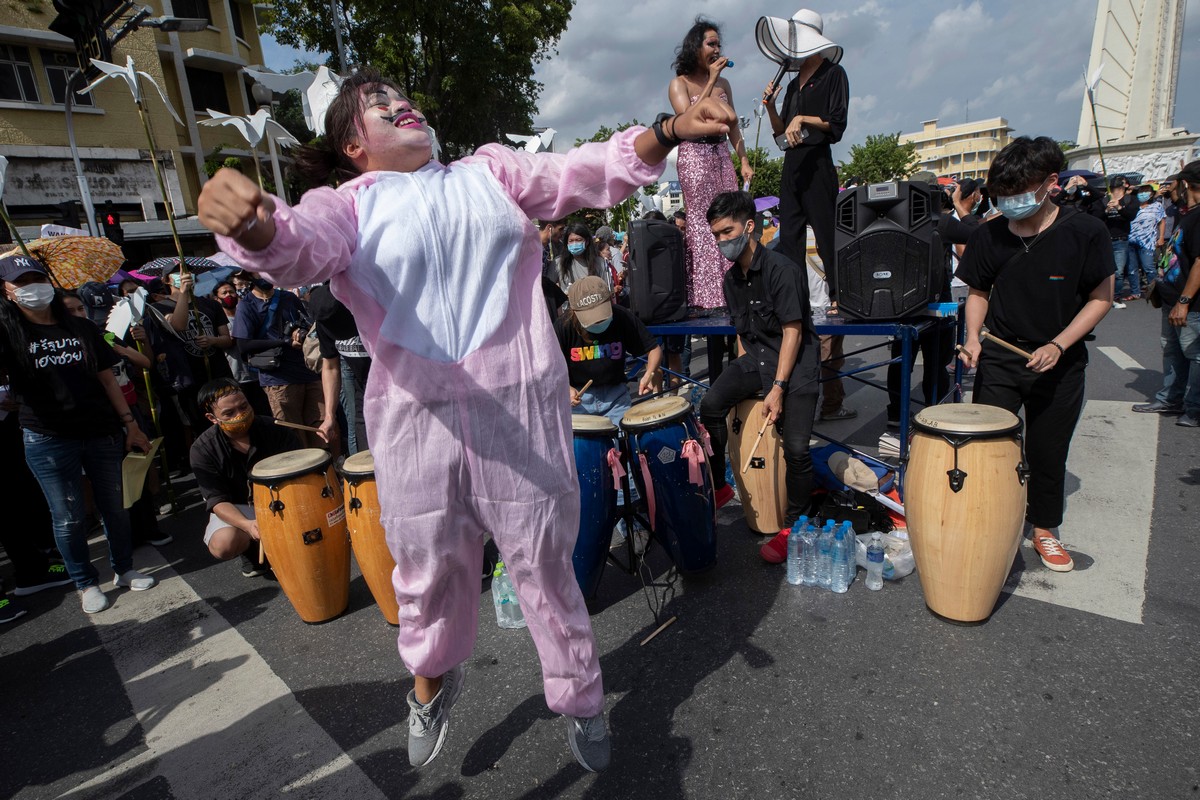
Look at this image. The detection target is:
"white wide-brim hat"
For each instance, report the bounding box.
[756,9,843,68]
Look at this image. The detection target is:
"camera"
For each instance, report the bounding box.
[283,321,305,339]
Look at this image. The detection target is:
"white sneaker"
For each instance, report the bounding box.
[1112,300,1126,309]
[114,569,156,591]
[81,586,111,613]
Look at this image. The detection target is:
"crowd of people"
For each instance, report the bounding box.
[2,4,1196,782]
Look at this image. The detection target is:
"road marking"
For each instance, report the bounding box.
[1004,399,1157,624]
[1098,345,1143,371]
[62,549,388,800]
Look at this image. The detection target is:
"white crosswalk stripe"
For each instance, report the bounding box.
[1098,345,1144,371]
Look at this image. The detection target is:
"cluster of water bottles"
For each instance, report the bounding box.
[786,516,886,592]
[491,561,527,629]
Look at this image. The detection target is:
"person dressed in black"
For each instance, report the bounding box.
[957,136,1114,573]
[153,269,234,426]
[1089,175,1139,305]
[190,378,301,577]
[697,191,820,561]
[308,283,372,453]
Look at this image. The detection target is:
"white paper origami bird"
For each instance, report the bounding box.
[504,128,556,153]
[199,109,299,150]
[243,65,344,136]
[79,56,183,126]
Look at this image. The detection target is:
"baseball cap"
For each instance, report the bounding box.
[594,225,615,244]
[568,276,613,327]
[0,253,48,283]
[957,177,981,197]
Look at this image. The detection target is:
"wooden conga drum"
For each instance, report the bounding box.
[905,405,1028,622]
[338,450,399,625]
[727,397,787,534]
[250,449,350,623]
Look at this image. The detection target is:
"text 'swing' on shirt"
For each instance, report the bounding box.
[352,164,525,363]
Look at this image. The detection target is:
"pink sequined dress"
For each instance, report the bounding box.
[677,91,739,309]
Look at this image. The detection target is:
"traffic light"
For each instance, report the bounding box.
[49,0,125,77]
[54,200,82,229]
[99,201,124,245]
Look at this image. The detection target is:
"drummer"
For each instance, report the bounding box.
[697,190,821,561]
[190,377,303,578]
[556,276,663,426]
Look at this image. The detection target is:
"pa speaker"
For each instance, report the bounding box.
[626,219,687,324]
[833,181,942,320]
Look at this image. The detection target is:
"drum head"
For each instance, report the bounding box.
[250,448,332,483]
[912,404,1021,436]
[621,396,692,431]
[572,414,618,435]
[339,450,375,478]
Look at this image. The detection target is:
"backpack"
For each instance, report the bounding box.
[142,306,195,394]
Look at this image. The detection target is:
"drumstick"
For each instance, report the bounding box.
[981,331,1035,361]
[741,419,771,474]
[578,380,594,395]
[272,418,323,434]
[258,539,264,565]
[640,615,677,646]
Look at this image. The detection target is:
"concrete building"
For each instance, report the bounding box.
[899,118,1014,181]
[1069,0,1196,179]
[0,0,267,243]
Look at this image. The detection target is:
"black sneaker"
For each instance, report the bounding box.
[13,564,73,596]
[146,531,174,546]
[0,597,28,624]
[241,552,271,578]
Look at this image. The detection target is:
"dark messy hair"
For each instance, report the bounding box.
[642,210,667,221]
[290,68,410,187]
[706,190,755,225]
[557,222,605,285]
[198,377,244,414]
[986,136,1064,197]
[673,17,721,77]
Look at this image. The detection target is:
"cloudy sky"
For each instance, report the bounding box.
[262,0,1200,168]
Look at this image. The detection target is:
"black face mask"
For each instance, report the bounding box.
[253,278,274,292]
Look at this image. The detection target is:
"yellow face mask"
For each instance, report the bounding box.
[217,409,254,436]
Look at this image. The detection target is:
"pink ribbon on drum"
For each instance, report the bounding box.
[606,447,626,492]
[638,453,656,530]
[682,439,706,486]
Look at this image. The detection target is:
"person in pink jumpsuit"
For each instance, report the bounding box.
[198,69,735,773]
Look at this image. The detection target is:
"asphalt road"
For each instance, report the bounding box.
[2,297,1197,800]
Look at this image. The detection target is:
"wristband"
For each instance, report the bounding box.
[1048,340,1065,355]
[653,113,681,148]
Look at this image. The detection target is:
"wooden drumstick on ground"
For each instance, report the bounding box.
[981,331,1035,361]
[741,419,771,474]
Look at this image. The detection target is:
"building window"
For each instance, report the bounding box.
[186,66,230,114]
[173,0,214,25]
[40,50,95,107]
[0,44,39,103]
[229,0,246,40]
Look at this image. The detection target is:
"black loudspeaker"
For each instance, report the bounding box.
[626,219,687,324]
[833,181,942,320]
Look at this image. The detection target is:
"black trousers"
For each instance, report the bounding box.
[0,418,55,585]
[699,356,818,528]
[705,335,739,383]
[886,324,957,420]
[777,145,839,271]
[974,342,1087,529]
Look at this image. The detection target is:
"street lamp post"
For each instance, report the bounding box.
[251,82,288,203]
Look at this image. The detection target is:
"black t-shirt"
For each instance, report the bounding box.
[1159,208,1200,308]
[0,320,121,438]
[1090,193,1139,239]
[555,305,657,387]
[957,208,1115,348]
[152,295,232,382]
[189,417,301,512]
[307,285,371,393]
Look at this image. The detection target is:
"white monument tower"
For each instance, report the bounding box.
[1069,0,1197,179]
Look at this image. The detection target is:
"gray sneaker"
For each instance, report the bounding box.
[1176,414,1200,428]
[819,406,858,422]
[1132,401,1183,413]
[407,663,466,767]
[565,713,611,772]
[80,586,111,614]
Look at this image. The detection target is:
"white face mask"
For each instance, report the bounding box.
[12,282,55,310]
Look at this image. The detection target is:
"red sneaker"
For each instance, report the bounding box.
[1033,534,1074,572]
[759,528,790,564]
[714,484,735,510]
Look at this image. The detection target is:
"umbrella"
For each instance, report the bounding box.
[207,251,242,269]
[137,255,225,278]
[755,196,780,213]
[23,236,125,289]
[193,266,238,297]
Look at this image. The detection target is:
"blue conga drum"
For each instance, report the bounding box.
[571,414,622,597]
[620,397,717,573]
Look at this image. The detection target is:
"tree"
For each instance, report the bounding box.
[1057,139,1078,154]
[836,133,919,185]
[570,121,652,232]
[735,147,784,200]
[264,1,574,160]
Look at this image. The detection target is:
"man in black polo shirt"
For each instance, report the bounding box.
[957,136,1114,573]
[698,191,820,561]
[190,378,300,577]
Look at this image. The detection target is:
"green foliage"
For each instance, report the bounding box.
[736,147,783,200]
[265,0,574,159]
[203,146,244,179]
[837,132,919,185]
[1057,139,1078,153]
[569,120,652,232]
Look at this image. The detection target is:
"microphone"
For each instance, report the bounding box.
[726,60,734,68]
[765,58,791,96]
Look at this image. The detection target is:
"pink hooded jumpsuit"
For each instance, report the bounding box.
[219,129,663,718]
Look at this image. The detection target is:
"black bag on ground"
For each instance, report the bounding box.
[625,219,687,324]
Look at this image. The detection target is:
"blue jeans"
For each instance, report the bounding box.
[1155,308,1200,416]
[1128,243,1156,294]
[23,430,135,589]
[1112,240,1134,296]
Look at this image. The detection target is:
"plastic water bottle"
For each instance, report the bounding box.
[491,561,526,629]
[830,527,851,593]
[866,532,885,591]
[800,521,819,586]
[787,515,808,586]
[838,521,857,588]
[817,520,835,589]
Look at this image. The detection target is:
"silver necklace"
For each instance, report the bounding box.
[1017,229,1045,253]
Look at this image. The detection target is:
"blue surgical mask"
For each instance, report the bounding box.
[567,242,586,256]
[996,187,1045,220]
[584,317,612,334]
[1137,192,1152,203]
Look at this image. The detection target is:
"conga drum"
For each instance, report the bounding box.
[250,449,350,623]
[905,405,1028,622]
[571,415,622,597]
[338,450,399,625]
[621,397,716,573]
[727,397,787,534]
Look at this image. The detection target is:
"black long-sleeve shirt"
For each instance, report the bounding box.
[780,59,849,146]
